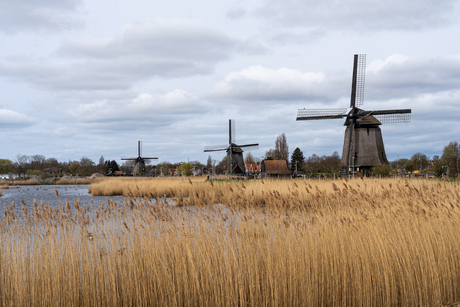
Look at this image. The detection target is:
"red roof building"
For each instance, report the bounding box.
[245,164,261,174]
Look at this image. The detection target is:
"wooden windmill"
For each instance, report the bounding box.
[296,54,411,176]
[121,141,158,176]
[204,120,259,175]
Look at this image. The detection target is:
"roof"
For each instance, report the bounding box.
[262,160,291,175]
[245,164,261,172]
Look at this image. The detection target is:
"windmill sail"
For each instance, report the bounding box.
[121,140,158,176]
[297,54,411,177]
[204,119,259,175]
[297,108,348,121]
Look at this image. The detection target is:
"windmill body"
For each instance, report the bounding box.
[204,120,259,175]
[297,54,411,176]
[121,141,158,176]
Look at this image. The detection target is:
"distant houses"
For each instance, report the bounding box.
[245,164,261,175]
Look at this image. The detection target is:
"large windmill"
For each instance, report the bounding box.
[121,141,158,176]
[296,54,411,176]
[204,120,259,175]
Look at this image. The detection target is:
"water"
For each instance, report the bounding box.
[0,184,126,218]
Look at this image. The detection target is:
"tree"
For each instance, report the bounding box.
[372,165,392,177]
[290,147,305,172]
[432,156,447,177]
[441,141,459,177]
[110,160,120,172]
[245,152,256,165]
[178,162,193,176]
[405,164,414,173]
[216,156,228,174]
[0,159,13,174]
[206,155,212,169]
[265,149,275,160]
[155,163,171,176]
[274,133,289,161]
[14,154,31,177]
[410,152,429,171]
[304,152,341,176]
[120,160,134,173]
[68,162,79,175]
[79,156,95,176]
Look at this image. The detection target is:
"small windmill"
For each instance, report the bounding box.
[204,120,259,175]
[296,54,411,176]
[121,141,158,176]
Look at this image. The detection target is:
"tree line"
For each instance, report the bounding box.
[1,139,459,178]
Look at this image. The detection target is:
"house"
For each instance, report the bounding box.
[245,164,261,174]
[261,160,291,177]
[170,168,179,176]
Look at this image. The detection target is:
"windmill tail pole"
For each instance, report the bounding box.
[346,124,354,176]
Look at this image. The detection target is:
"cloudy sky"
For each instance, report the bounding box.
[1,0,460,165]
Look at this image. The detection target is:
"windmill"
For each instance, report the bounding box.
[296,54,411,176]
[121,141,158,176]
[204,120,259,175]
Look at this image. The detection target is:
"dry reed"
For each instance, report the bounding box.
[1,178,460,306]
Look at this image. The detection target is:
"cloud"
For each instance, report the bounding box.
[366,54,460,101]
[0,109,35,128]
[256,0,459,32]
[0,19,259,90]
[210,65,346,103]
[0,0,81,33]
[225,7,247,20]
[209,54,460,109]
[67,89,212,126]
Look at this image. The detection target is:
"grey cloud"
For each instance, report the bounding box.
[226,7,247,20]
[0,0,82,33]
[366,55,460,101]
[256,0,458,32]
[0,19,255,90]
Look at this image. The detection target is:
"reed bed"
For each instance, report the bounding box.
[2,178,460,306]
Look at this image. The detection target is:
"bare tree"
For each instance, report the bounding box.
[245,152,256,164]
[265,149,275,160]
[274,133,289,161]
[206,155,212,169]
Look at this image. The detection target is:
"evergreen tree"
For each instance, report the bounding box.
[110,160,120,172]
[290,147,305,172]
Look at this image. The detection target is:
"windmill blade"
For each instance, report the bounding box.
[350,54,366,108]
[204,145,229,152]
[237,143,259,151]
[297,108,348,121]
[360,109,411,124]
[373,113,411,124]
[121,157,137,160]
[230,119,236,144]
[142,157,158,160]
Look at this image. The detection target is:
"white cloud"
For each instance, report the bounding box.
[68,89,211,124]
[210,65,344,102]
[0,109,35,128]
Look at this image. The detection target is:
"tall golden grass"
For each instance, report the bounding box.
[2,178,460,305]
